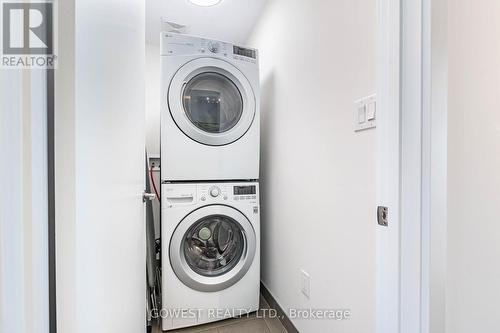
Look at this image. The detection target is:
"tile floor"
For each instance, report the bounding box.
[152,295,288,333]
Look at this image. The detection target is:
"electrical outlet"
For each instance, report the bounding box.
[300,269,310,299]
[148,156,161,172]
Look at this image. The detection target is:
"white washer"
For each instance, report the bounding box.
[161,182,260,331]
[160,33,260,181]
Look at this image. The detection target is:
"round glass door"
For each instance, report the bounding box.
[182,73,243,134]
[169,205,256,292]
[168,58,256,146]
[183,215,244,277]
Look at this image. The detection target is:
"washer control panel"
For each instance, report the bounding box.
[163,183,259,207]
[198,184,258,203]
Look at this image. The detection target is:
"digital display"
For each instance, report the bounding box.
[233,46,257,59]
[234,185,256,195]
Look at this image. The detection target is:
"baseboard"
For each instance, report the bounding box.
[260,282,299,333]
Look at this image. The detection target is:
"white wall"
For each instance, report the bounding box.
[248,0,377,332]
[447,1,500,332]
[146,43,161,234]
[146,43,161,157]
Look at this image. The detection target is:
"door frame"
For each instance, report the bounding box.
[376,0,447,332]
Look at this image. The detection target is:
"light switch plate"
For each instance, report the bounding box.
[354,94,377,131]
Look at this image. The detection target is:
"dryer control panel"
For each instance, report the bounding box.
[163,182,259,208]
[161,33,258,64]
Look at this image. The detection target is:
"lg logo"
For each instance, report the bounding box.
[2,2,53,55]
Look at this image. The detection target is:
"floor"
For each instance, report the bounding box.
[152,295,288,333]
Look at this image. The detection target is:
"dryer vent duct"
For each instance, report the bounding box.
[161,19,188,34]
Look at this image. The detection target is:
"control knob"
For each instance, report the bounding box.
[209,186,220,197]
[208,42,220,53]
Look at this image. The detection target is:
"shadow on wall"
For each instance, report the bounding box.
[259,70,275,281]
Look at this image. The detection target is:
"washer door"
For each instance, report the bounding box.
[170,205,256,292]
[168,58,256,146]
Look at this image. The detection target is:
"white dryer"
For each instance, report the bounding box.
[160,33,260,181]
[161,182,260,331]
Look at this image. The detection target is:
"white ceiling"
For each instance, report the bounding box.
[146,0,269,45]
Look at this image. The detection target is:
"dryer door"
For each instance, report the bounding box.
[168,58,256,146]
[169,205,256,292]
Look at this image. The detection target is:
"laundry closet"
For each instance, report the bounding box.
[44,1,378,333]
[144,24,262,331]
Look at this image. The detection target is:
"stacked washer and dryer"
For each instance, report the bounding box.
[160,32,261,331]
